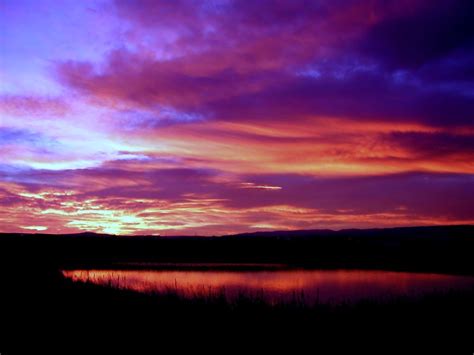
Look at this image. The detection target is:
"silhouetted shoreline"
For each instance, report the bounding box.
[1,225,474,353]
[2,225,473,274]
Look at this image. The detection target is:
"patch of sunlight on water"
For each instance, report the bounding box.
[63,268,474,305]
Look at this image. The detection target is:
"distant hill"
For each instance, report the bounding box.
[3,224,473,240]
[1,225,473,274]
[225,225,474,240]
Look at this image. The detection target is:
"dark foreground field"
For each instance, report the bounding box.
[2,266,473,354]
[1,225,474,354]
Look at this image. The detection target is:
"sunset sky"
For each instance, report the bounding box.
[1,0,473,235]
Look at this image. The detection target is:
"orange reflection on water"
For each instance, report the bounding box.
[63,269,474,305]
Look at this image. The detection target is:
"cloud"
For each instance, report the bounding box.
[0,127,54,147]
[2,0,474,234]
[386,131,474,158]
[0,95,69,117]
[1,158,473,234]
[357,0,474,69]
[54,0,474,129]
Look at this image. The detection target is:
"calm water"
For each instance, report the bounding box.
[63,269,474,305]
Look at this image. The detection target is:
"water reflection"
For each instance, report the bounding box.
[63,269,474,305]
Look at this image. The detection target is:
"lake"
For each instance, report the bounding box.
[63,268,474,305]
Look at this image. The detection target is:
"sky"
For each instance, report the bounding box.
[1,0,473,235]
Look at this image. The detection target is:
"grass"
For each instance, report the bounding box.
[1,263,474,353]
[1,227,473,353]
[64,271,474,311]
